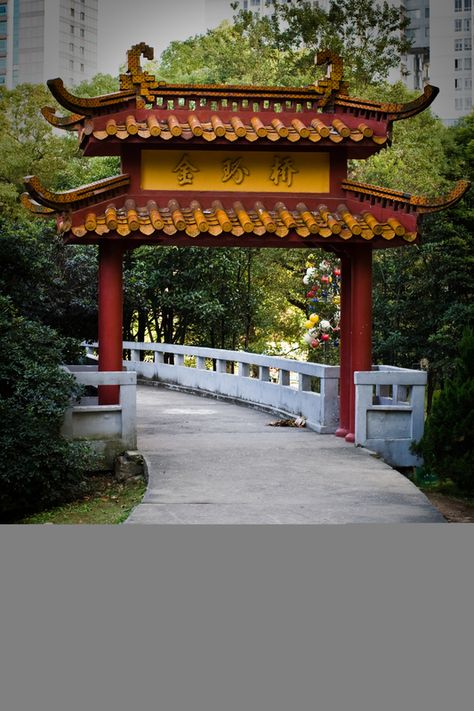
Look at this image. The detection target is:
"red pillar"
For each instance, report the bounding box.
[335,253,351,437]
[345,247,372,443]
[98,242,125,405]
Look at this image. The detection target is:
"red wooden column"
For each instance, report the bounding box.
[98,241,125,405]
[345,246,373,443]
[335,253,351,438]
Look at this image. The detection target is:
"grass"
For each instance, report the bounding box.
[18,475,147,525]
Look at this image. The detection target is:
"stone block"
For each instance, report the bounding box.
[115,450,145,482]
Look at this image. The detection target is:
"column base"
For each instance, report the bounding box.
[345,432,355,443]
[335,428,349,438]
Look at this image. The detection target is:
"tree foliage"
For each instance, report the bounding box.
[0,297,92,520]
[232,0,411,87]
[412,328,474,493]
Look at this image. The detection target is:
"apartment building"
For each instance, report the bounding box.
[0,0,97,89]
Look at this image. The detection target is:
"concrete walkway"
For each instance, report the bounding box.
[126,385,445,524]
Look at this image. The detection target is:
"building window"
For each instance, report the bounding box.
[425,7,430,17]
[455,19,462,31]
[70,7,75,17]
[465,0,471,10]
[465,78,472,90]
[69,42,74,52]
[455,58,462,70]
[465,97,472,109]
[464,18,471,32]
[465,37,472,50]
[80,28,85,37]
[80,46,84,55]
[465,57,472,70]
[0,5,7,14]
[455,39,463,51]
[69,59,74,70]
[455,97,463,110]
[70,25,74,34]
[80,12,85,20]
[80,63,84,72]
[455,0,462,10]
[455,78,462,90]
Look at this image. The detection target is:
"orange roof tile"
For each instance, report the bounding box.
[81,114,388,148]
[59,199,414,243]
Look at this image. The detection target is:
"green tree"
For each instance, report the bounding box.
[0,297,91,520]
[231,0,411,86]
[412,328,474,493]
[0,217,98,341]
[357,110,474,405]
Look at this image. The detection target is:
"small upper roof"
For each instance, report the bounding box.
[42,43,439,159]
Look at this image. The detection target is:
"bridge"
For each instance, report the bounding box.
[61,343,442,523]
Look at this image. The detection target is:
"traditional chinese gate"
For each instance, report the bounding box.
[23,43,469,441]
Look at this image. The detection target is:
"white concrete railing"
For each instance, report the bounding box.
[355,365,427,467]
[84,342,340,433]
[81,343,427,466]
[62,366,137,469]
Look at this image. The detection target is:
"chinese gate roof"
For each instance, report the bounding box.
[41,44,438,160]
[22,174,470,248]
[22,43,470,249]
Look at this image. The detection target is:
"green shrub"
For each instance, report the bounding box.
[0,297,92,520]
[412,328,474,493]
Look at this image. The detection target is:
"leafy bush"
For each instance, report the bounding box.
[0,297,92,520]
[412,328,474,493]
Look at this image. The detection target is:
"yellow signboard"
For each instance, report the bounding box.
[141,150,330,193]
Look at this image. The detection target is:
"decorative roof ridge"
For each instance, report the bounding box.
[44,43,437,127]
[23,174,131,211]
[342,178,471,213]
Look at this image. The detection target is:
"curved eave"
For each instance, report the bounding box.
[47,78,138,116]
[23,174,131,211]
[343,178,471,213]
[20,193,55,215]
[335,85,439,121]
[41,106,85,129]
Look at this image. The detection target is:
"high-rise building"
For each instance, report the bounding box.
[428,0,473,124]
[400,1,473,124]
[1,0,98,89]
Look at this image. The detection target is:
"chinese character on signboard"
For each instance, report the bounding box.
[269,156,298,187]
[173,154,199,186]
[222,157,250,185]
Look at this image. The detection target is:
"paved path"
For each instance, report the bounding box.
[126,385,444,524]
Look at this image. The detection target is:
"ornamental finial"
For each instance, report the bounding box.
[313,50,349,109]
[119,43,161,106]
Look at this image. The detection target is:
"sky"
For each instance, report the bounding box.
[98,0,233,76]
